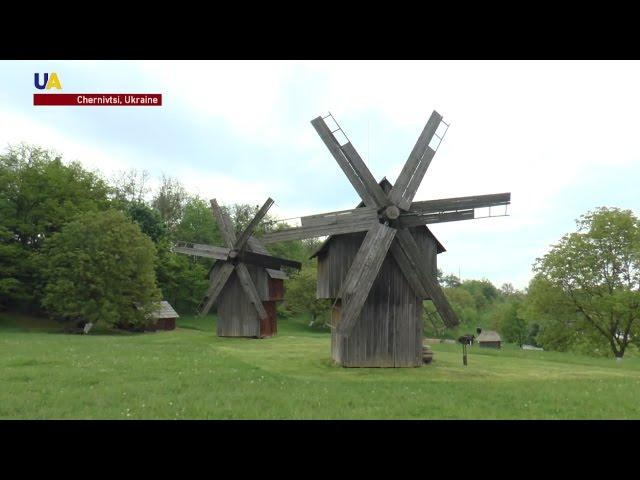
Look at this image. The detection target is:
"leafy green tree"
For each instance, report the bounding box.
[155,238,210,314]
[39,210,161,330]
[281,264,330,327]
[0,144,110,309]
[531,207,640,358]
[124,201,166,243]
[152,174,188,231]
[497,300,527,346]
[173,196,223,245]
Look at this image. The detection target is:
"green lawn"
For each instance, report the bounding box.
[2,312,640,419]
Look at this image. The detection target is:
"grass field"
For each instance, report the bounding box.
[2,312,640,419]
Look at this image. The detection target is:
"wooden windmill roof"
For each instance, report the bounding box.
[310,178,446,259]
[478,330,501,343]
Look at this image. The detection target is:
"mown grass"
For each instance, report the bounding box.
[2,312,640,419]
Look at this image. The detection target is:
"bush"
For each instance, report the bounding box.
[40,210,161,330]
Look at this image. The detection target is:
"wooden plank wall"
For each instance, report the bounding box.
[318,229,437,367]
[331,252,423,367]
[217,269,260,337]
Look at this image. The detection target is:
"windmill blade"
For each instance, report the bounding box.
[410,192,511,215]
[397,209,475,229]
[239,250,302,270]
[234,197,274,252]
[234,263,269,320]
[394,228,459,328]
[172,241,231,261]
[336,223,397,337]
[260,207,378,244]
[210,198,237,248]
[340,142,390,207]
[311,116,388,208]
[199,262,235,316]
[389,240,428,299]
[388,111,443,210]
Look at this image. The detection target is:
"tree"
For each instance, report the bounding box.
[110,169,151,205]
[281,264,330,327]
[39,210,161,330]
[124,201,166,243]
[155,238,210,314]
[498,300,527,346]
[532,207,640,358]
[172,196,222,245]
[152,174,188,231]
[0,144,111,309]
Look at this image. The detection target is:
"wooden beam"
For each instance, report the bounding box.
[394,228,459,327]
[300,206,378,228]
[389,240,428,298]
[210,198,237,249]
[234,197,274,252]
[340,142,390,207]
[336,223,396,336]
[239,251,302,270]
[234,263,269,320]
[261,215,378,244]
[410,192,511,215]
[172,242,230,261]
[199,262,235,316]
[388,111,443,210]
[311,117,377,208]
[397,209,475,229]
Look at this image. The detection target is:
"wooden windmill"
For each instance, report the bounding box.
[260,111,511,366]
[173,198,301,338]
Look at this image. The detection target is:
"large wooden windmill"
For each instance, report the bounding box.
[260,111,511,366]
[173,198,301,338]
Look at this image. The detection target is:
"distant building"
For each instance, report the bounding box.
[477,330,501,348]
[150,301,179,331]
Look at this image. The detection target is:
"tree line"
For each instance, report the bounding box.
[1,144,639,358]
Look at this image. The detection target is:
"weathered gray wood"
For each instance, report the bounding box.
[401,147,436,209]
[340,142,390,207]
[210,198,237,248]
[239,250,302,270]
[199,262,235,315]
[217,269,260,337]
[234,263,269,320]
[234,197,274,252]
[172,242,230,260]
[409,192,511,215]
[394,229,459,327]
[300,206,378,228]
[388,111,442,210]
[336,223,396,336]
[311,117,376,208]
[389,239,428,298]
[397,209,475,229]
[261,216,377,244]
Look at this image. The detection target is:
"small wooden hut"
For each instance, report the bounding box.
[478,330,502,348]
[151,301,179,331]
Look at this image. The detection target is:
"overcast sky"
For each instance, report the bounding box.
[2,60,639,289]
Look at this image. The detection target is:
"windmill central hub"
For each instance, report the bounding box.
[384,205,400,220]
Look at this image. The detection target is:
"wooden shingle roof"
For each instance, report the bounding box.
[478,330,501,343]
[151,301,179,319]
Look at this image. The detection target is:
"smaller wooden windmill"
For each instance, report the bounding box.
[173,198,301,338]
